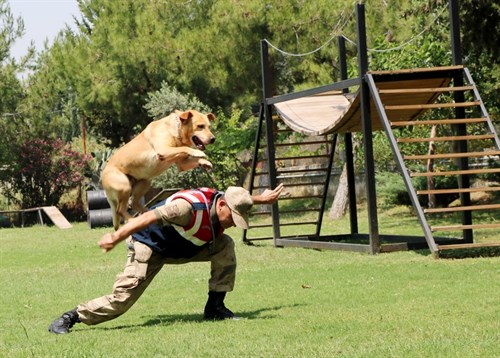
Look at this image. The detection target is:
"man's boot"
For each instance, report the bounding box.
[48,308,81,334]
[203,291,240,320]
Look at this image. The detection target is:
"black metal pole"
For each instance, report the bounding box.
[356,3,380,254]
[317,133,338,237]
[449,0,473,242]
[260,40,281,245]
[338,35,358,234]
[242,103,265,244]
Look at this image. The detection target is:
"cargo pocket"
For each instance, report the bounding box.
[132,241,153,280]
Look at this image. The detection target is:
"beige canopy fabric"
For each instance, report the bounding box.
[273,66,458,135]
[274,93,352,136]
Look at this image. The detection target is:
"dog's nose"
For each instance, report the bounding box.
[209,136,216,144]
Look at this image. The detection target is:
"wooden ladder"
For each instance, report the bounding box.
[367,66,500,255]
[243,107,337,244]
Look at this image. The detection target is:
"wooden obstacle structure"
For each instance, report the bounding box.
[243,1,500,257]
[0,206,72,229]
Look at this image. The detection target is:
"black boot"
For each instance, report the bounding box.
[203,291,240,320]
[48,308,81,334]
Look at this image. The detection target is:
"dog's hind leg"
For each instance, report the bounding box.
[102,168,133,230]
[130,179,151,213]
[130,178,151,214]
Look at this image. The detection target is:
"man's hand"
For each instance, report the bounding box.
[97,211,159,253]
[252,183,284,204]
[99,233,118,253]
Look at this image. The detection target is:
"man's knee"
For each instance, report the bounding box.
[214,234,235,254]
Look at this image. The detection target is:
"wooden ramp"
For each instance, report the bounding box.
[0,206,72,229]
[274,66,460,135]
[41,206,72,229]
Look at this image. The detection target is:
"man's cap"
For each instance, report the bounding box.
[224,187,253,229]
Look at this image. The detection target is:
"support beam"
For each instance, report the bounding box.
[356,3,379,254]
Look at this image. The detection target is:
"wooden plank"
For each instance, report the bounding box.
[379,243,409,252]
[424,203,500,214]
[404,150,500,160]
[398,134,494,143]
[391,117,487,127]
[369,65,464,75]
[41,206,72,229]
[379,86,474,94]
[385,101,480,110]
[411,168,500,177]
[417,186,500,195]
[432,223,500,232]
[438,242,500,250]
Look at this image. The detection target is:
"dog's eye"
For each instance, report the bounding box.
[197,124,205,130]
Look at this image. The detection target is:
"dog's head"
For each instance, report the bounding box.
[175,110,216,150]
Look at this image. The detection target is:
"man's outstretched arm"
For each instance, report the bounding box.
[252,183,284,205]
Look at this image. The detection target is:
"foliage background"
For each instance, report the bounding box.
[0,0,498,212]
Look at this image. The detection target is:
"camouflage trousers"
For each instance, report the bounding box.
[77,234,236,325]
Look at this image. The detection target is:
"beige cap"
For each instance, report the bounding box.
[224,187,253,229]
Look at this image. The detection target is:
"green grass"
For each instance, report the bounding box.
[0,220,499,357]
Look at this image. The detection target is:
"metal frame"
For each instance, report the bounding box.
[245,0,498,256]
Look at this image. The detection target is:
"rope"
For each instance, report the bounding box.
[265,3,448,56]
[263,6,355,58]
[344,3,448,53]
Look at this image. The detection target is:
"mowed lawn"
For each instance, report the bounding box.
[0,219,498,357]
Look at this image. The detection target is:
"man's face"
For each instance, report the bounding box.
[217,200,235,229]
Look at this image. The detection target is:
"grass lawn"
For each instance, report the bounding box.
[0,213,499,357]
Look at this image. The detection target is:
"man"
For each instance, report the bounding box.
[48,184,284,334]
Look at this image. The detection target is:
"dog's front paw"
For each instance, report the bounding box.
[199,159,213,170]
[189,149,206,158]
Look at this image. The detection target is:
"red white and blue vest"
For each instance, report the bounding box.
[132,188,224,258]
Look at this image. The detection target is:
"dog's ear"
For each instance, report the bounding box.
[178,111,193,122]
[207,113,216,122]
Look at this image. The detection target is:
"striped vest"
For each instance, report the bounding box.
[132,188,223,258]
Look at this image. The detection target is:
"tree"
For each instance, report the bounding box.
[0,0,31,172]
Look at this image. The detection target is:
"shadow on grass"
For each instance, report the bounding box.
[89,303,305,331]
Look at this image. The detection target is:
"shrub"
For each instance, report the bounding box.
[1,137,91,209]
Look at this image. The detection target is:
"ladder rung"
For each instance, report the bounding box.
[417,186,500,195]
[277,168,329,175]
[379,86,474,94]
[276,182,326,187]
[432,223,500,232]
[391,117,487,127]
[275,154,330,161]
[437,242,500,250]
[251,209,320,216]
[250,221,318,228]
[279,221,318,226]
[254,166,328,176]
[397,134,494,143]
[279,195,323,200]
[272,140,332,147]
[424,203,500,214]
[385,101,480,111]
[411,168,500,177]
[404,150,500,160]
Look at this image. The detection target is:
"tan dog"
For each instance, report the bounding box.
[101,109,216,230]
